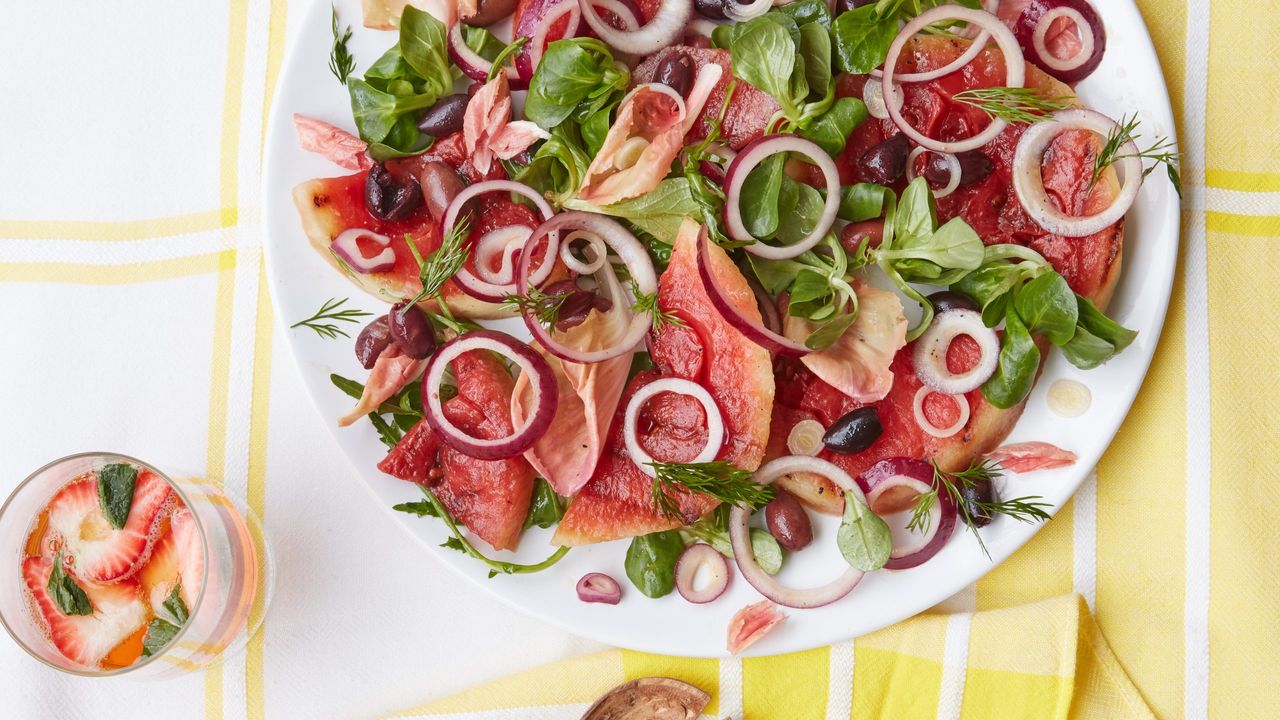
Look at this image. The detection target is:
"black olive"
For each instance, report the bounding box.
[765,489,813,552]
[958,475,996,527]
[388,301,437,359]
[365,164,422,222]
[354,316,392,370]
[653,52,694,97]
[822,407,883,454]
[693,0,727,20]
[927,290,980,315]
[417,94,470,137]
[542,280,613,332]
[858,134,910,184]
[922,150,994,188]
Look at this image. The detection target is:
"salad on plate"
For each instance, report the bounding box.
[285,0,1177,654]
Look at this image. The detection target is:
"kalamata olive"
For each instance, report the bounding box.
[858,134,910,184]
[683,32,713,49]
[417,94,470,137]
[459,0,517,27]
[354,316,392,370]
[694,0,727,20]
[765,489,813,552]
[927,290,980,314]
[835,0,877,13]
[417,161,466,223]
[957,475,996,527]
[823,407,883,454]
[542,280,613,332]
[653,52,694,97]
[388,301,437,359]
[365,164,422,221]
[840,220,884,254]
[922,150,994,188]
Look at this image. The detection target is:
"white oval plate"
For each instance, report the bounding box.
[263,0,1179,657]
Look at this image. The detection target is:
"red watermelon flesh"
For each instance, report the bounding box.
[378,351,534,551]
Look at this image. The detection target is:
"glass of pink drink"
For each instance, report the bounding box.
[0,452,273,677]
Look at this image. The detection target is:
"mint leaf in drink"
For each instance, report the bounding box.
[97,463,138,529]
[159,584,189,626]
[47,551,92,616]
[141,618,181,657]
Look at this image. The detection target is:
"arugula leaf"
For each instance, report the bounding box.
[1014,272,1078,346]
[141,618,181,657]
[982,306,1040,409]
[525,38,628,130]
[47,551,91,616]
[330,374,426,449]
[802,96,869,156]
[836,494,892,571]
[832,5,900,74]
[523,478,566,530]
[96,463,138,530]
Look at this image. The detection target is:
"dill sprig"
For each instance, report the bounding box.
[630,288,685,332]
[908,460,1052,560]
[290,297,372,339]
[328,5,355,85]
[649,460,775,520]
[1090,113,1182,197]
[502,286,571,327]
[952,87,1074,125]
[405,217,472,308]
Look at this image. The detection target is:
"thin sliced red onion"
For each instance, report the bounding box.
[589,0,639,29]
[472,225,532,285]
[422,330,558,459]
[621,83,687,125]
[444,180,557,302]
[856,458,957,570]
[723,135,840,259]
[786,419,825,456]
[577,572,622,604]
[331,228,395,273]
[870,32,989,85]
[675,543,731,604]
[1012,108,1143,237]
[447,21,522,86]
[725,0,769,22]
[1032,7,1094,75]
[730,456,865,608]
[912,387,970,439]
[882,6,1025,153]
[863,78,903,121]
[560,230,607,275]
[912,309,1000,394]
[517,212,656,364]
[578,0,691,55]
[696,228,810,358]
[523,3,581,81]
[906,147,962,199]
[1014,0,1106,83]
[624,378,724,477]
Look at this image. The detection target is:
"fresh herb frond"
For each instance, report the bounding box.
[328,5,356,85]
[952,87,1073,125]
[977,496,1053,524]
[649,460,775,520]
[910,459,1052,560]
[503,286,570,327]
[1090,113,1182,197]
[631,288,685,331]
[407,218,472,307]
[487,37,529,82]
[290,297,373,339]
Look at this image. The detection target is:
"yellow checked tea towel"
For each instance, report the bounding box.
[384,595,1153,720]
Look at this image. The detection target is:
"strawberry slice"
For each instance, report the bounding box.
[47,469,173,583]
[138,507,204,614]
[22,556,149,667]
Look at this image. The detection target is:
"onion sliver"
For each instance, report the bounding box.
[577,572,622,604]
[787,419,825,456]
[675,543,731,604]
[729,456,865,609]
[517,211,657,364]
[624,378,724,477]
[422,330,558,459]
[560,230,607,275]
[447,22,522,87]
[725,0,769,22]
[331,228,395,274]
[912,387,970,439]
[906,147,962,199]
[578,0,691,55]
[913,309,999,395]
[722,135,840,259]
[472,225,532,285]
[863,78,903,121]
[882,6,1025,154]
[1012,108,1143,237]
[856,458,957,570]
[444,180,557,302]
[696,228,811,358]
[1032,7,1094,75]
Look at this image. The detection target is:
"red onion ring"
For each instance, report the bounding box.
[444,180,558,302]
[882,6,1025,154]
[578,0,691,55]
[695,228,810,358]
[870,33,989,85]
[624,378,725,477]
[577,572,622,604]
[675,543,731,604]
[912,308,1000,395]
[725,0,769,22]
[863,78,903,121]
[729,456,865,609]
[1012,108,1143,237]
[722,135,840,259]
[912,387,970,439]
[516,211,656,364]
[517,1,581,82]
[422,330,558,459]
[331,228,395,274]
[447,22,523,88]
[906,147,961,199]
[472,225,532,285]
[1014,0,1106,83]
[588,0,639,29]
[559,230,607,275]
[856,458,957,570]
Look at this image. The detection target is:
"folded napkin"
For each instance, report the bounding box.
[384,594,1152,720]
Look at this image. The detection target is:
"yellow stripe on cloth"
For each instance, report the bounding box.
[384,596,1152,720]
[0,211,230,242]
